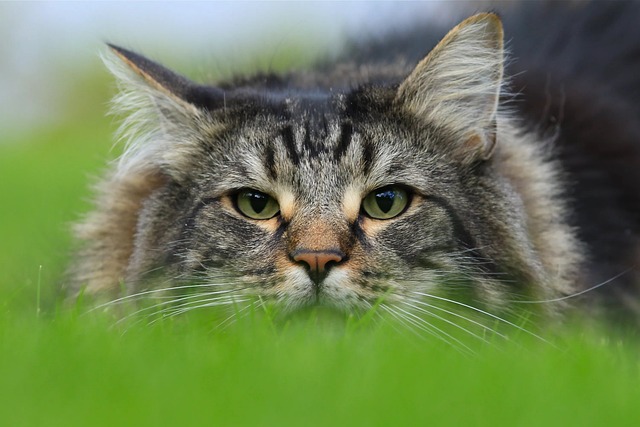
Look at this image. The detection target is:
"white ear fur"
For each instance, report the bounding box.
[102,48,208,180]
[396,13,504,162]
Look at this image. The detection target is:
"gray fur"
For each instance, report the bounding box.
[70,14,584,324]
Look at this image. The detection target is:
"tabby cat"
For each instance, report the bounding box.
[70,2,640,329]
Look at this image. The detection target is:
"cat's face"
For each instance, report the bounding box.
[132,85,523,316]
[151,94,481,312]
[80,14,577,320]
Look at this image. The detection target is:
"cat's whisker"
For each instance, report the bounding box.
[160,290,241,314]
[153,292,246,316]
[118,294,242,332]
[411,291,554,346]
[404,297,509,341]
[383,306,475,357]
[212,299,260,333]
[454,245,491,255]
[112,287,250,327]
[89,281,244,312]
[376,306,457,350]
[151,296,247,322]
[391,305,479,356]
[514,268,634,304]
[400,300,494,346]
[382,304,476,356]
[379,304,434,343]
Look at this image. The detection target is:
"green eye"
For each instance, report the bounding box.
[236,189,280,220]
[362,186,409,219]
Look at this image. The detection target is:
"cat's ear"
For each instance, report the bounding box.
[103,45,225,180]
[396,13,504,163]
[106,44,225,112]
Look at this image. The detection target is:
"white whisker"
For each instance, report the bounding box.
[412,291,554,346]
[113,288,248,326]
[515,268,633,304]
[213,299,259,333]
[383,304,476,356]
[150,297,246,322]
[403,297,507,343]
[89,281,243,312]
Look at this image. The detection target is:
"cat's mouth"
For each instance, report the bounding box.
[278,268,371,312]
[257,267,380,315]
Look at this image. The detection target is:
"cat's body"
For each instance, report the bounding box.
[70,2,640,327]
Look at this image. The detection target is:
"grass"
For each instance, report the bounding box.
[1,307,640,426]
[1,64,640,427]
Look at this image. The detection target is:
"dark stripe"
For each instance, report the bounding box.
[334,122,353,161]
[321,114,329,137]
[272,217,289,243]
[280,125,300,165]
[264,143,277,180]
[361,137,375,175]
[343,87,371,120]
[303,121,317,158]
[427,195,502,276]
[351,219,372,250]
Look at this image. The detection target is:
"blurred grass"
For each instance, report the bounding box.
[1,128,106,310]
[1,52,640,427]
[1,309,640,427]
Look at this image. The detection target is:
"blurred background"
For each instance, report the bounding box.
[0,1,459,138]
[0,1,460,307]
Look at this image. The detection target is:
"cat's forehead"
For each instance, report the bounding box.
[234,99,419,182]
[263,95,363,199]
[206,89,449,215]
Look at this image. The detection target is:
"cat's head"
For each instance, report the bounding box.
[93,14,577,318]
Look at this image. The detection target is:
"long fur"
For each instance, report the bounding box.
[69,2,640,327]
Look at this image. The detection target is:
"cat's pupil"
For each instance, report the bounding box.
[375,190,396,213]
[248,192,268,213]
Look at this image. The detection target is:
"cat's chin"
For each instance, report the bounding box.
[268,299,370,326]
[257,284,374,318]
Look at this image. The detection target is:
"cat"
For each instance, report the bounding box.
[69,1,640,330]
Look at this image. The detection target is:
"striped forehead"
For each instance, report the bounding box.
[255,103,358,209]
[235,95,426,214]
[259,96,351,170]
[260,100,414,192]
[275,117,354,164]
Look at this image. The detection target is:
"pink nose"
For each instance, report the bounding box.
[292,251,344,274]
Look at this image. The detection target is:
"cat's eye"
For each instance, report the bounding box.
[235,189,280,220]
[361,186,409,220]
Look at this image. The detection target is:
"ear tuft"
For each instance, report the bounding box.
[106,44,225,111]
[396,13,504,162]
[103,45,225,181]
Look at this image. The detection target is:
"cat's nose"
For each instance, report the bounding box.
[291,250,345,284]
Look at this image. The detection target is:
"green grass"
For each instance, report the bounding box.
[2,67,640,427]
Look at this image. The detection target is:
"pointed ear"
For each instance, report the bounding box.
[103,45,226,181]
[396,13,504,163]
[106,44,225,112]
